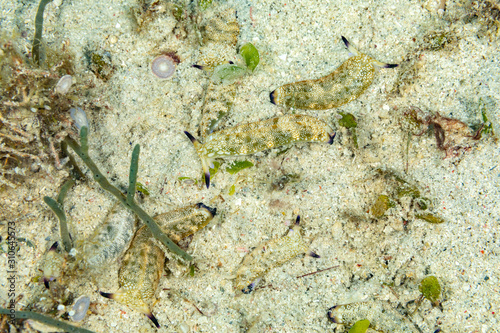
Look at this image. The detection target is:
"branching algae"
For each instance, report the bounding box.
[185,114,335,188]
[270,36,398,110]
[62,127,192,261]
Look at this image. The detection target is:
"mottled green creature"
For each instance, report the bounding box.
[154,203,216,243]
[100,226,164,328]
[99,203,216,327]
[185,114,335,188]
[234,216,319,293]
[270,36,398,110]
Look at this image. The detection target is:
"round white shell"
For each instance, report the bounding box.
[70,295,90,322]
[54,75,73,94]
[70,107,89,130]
[151,55,176,79]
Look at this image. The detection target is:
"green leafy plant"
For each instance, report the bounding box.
[348,319,370,333]
[63,127,192,261]
[419,276,441,306]
[339,112,358,148]
[240,43,260,72]
[226,160,253,174]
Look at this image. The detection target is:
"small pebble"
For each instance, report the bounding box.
[109,35,118,44]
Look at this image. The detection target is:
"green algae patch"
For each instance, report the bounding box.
[136,182,150,196]
[228,184,236,195]
[226,160,254,174]
[396,185,421,199]
[419,276,441,305]
[339,112,358,148]
[240,43,260,72]
[416,213,445,224]
[339,112,358,129]
[371,195,394,218]
[199,0,213,11]
[348,319,370,333]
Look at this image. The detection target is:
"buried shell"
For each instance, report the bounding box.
[100,225,164,328]
[270,36,398,110]
[185,114,335,188]
[154,202,216,243]
[235,216,316,293]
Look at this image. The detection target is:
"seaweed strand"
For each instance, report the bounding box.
[43,178,74,252]
[127,144,139,204]
[63,127,193,261]
[32,0,53,66]
[0,308,96,333]
[61,141,85,180]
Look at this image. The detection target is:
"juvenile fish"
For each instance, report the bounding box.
[154,203,216,243]
[185,114,335,188]
[100,225,164,328]
[82,203,136,269]
[270,36,398,110]
[235,216,319,293]
[42,242,65,289]
[98,203,215,327]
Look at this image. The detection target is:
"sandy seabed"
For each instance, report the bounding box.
[0,0,499,332]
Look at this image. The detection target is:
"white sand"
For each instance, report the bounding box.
[1,0,499,332]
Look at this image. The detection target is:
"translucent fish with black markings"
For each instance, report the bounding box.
[185,114,335,188]
[234,216,317,293]
[153,203,216,243]
[81,203,136,269]
[42,242,65,289]
[270,36,398,110]
[99,225,164,328]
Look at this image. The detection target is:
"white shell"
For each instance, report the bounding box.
[54,75,73,94]
[151,55,176,79]
[70,295,90,321]
[70,107,89,130]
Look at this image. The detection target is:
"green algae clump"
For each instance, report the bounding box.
[419,276,441,305]
[240,43,260,72]
[371,194,394,218]
[339,112,358,148]
[416,213,445,224]
[226,160,254,174]
[348,319,370,333]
